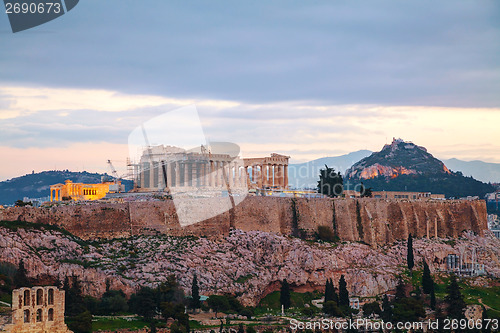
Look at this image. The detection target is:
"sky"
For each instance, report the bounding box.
[0,0,499,181]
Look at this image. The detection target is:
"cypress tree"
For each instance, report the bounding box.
[430,284,436,310]
[381,295,392,322]
[280,279,291,309]
[445,274,465,319]
[14,259,32,288]
[190,274,201,309]
[338,275,349,308]
[331,280,339,305]
[395,278,406,300]
[324,279,332,303]
[324,278,336,304]
[356,201,364,240]
[422,260,433,294]
[407,234,414,271]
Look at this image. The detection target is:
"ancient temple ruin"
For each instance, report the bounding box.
[134,145,290,191]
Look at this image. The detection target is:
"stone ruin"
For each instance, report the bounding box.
[2,286,72,333]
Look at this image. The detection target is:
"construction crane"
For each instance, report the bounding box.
[107,160,124,192]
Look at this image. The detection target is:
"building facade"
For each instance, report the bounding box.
[50,180,121,202]
[3,286,71,333]
[372,191,445,200]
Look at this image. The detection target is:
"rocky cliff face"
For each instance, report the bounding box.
[347,138,450,180]
[1,226,499,306]
[0,197,487,245]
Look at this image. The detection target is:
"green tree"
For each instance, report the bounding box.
[395,278,406,300]
[407,233,414,271]
[317,165,343,197]
[356,201,364,240]
[14,200,32,207]
[246,326,257,333]
[430,285,436,310]
[156,275,185,305]
[359,183,373,197]
[338,275,349,308]
[240,307,254,319]
[98,290,128,315]
[160,301,175,321]
[67,310,92,333]
[362,301,381,317]
[392,298,426,322]
[324,278,334,303]
[422,260,433,294]
[445,274,466,320]
[381,295,392,322]
[128,287,157,320]
[238,323,245,333]
[65,275,86,317]
[280,279,291,310]
[207,295,230,317]
[14,259,31,288]
[323,301,343,317]
[190,274,201,310]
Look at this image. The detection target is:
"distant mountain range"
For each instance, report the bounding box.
[441,158,500,184]
[288,150,372,189]
[0,171,133,206]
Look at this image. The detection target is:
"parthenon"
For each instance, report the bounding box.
[135,145,289,191]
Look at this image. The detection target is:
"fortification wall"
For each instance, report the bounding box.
[0,197,487,245]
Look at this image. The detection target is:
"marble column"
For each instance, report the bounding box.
[284,165,288,189]
[166,162,172,188]
[209,161,214,187]
[175,161,180,187]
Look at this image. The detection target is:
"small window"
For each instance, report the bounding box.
[24,309,30,323]
[48,308,54,321]
[36,289,43,305]
[23,290,30,306]
[36,308,42,322]
[48,289,54,305]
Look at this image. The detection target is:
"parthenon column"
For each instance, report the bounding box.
[166,162,172,188]
[284,165,288,189]
[229,163,234,187]
[261,164,267,188]
[174,161,179,187]
[214,161,219,187]
[158,162,164,189]
[150,161,155,189]
[233,162,238,187]
[277,165,283,188]
[235,167,240,187]
[183,163,189,187]
[241,166,250,184]
[209,161,214,187]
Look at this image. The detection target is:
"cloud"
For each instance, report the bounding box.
[0,84,500,180]
[0,0,499,107]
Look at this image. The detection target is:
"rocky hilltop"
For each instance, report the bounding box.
[1,222,499,306]
[347,138,450,179]
[346,138,495,198]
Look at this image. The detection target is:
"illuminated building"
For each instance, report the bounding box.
[50,180,121,202]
